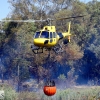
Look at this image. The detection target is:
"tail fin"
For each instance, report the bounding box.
[68,22,71,42]
[68,21,71,34]
[60,22,71,42]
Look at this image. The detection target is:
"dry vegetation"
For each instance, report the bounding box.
[1,84,100,100]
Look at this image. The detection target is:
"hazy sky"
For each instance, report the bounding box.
[0,0,99,20]
[0,0,11,20]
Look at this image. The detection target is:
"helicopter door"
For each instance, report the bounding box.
[53,32,56,42]
[49,32,57,46]
[50,32,53,43]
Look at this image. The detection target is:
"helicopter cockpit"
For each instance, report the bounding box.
[34,31,49,38]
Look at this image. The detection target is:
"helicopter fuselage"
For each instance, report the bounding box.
[32,22,71,53]
[33,26,59,48]
[34,38,59,47]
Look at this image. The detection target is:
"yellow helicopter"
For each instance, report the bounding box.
[31,21,71,54]
[31,15,85,54]
[0,15,85,54]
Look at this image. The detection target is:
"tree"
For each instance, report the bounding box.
[1,0,100,87]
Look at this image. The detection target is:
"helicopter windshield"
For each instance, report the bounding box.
[34,32,40,38]
[40,31,49,38]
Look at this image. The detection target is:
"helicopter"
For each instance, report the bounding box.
[31,15,85,54]
[0,15,85,54]
[31,21,71,54]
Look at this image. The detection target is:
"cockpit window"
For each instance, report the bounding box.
[50,32,53,38]
[40,31,49,38]
[34,32,40,38]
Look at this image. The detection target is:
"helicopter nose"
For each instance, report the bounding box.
[34,39,48,47]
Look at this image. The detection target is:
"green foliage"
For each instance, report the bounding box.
[1,84,100,100]
[17,23,36,35]
[3,22,18,35]
[39,86,100,100]
[0,84,17,100]
[18,91,39,100]
[0,21,36,82]
[0,33,6,46]
[58,74,66,80]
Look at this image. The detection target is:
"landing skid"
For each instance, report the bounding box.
[52,44,63,54]
[31,45,43,54]
[31,42,64,54]
[53,39,69,54]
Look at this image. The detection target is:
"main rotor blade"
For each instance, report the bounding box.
[52,15,86,21]
[0,19,46,22]
[0,15,86,23]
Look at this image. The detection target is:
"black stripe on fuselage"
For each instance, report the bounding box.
[57,33,63,39]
